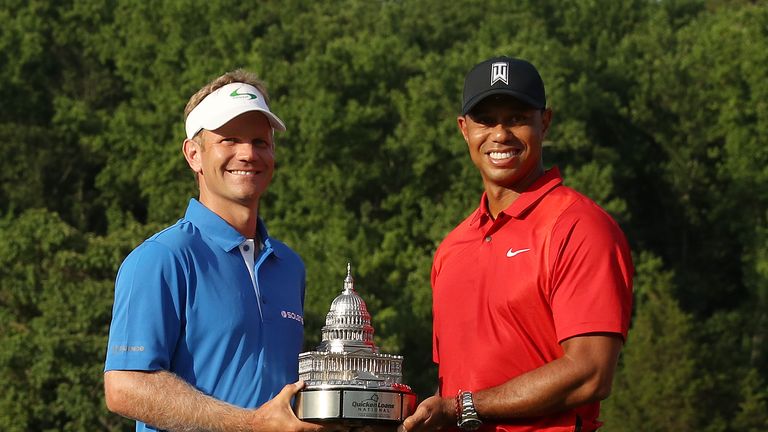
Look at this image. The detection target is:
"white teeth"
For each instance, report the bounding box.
[229,170,254,175]
[489,150,519,160]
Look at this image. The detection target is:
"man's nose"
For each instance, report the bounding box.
[234,142,259,161]
[491,123,513,142]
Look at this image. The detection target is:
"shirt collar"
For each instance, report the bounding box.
[469,167,563,226]
[184,198,278,256]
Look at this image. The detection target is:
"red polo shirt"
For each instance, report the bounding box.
[432,168,633,432]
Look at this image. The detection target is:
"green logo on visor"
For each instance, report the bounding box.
[230,88,258,100]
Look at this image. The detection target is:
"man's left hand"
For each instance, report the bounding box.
[398,395,454,432]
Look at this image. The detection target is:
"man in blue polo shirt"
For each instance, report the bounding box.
[104,70,323,432]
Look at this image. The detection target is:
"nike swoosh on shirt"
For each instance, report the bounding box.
[506,248,531,257]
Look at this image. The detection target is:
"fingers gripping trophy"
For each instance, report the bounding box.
[293,264,417,430]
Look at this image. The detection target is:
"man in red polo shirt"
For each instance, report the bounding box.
[400,57,634,432]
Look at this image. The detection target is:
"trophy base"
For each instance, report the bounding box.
[294,385,417,424]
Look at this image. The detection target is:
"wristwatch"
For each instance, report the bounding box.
[456,390,482,430]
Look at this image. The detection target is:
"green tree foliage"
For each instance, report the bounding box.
[1,0,767,429]
[601,252,698,431]
[0,0,116,232]
[731,369,768,432]
[0,210,150,430]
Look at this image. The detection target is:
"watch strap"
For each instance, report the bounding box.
[456,390,482,430]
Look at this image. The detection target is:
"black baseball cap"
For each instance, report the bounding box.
[461,56,546,114]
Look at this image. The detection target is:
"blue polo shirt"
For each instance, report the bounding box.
[105,199,305,431]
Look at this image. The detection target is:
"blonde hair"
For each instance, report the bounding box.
[184,69,271,120]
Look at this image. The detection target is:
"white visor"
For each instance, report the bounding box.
[184,82,286,139]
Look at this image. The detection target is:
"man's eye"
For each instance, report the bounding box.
[508,114,533,126]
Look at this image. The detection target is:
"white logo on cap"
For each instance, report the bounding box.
[491,62,508,85]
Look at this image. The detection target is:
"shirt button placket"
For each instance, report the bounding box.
[485,235,492,242]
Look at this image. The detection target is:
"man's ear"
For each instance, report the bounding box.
[182,138,203,173]
[541,108,553,136]
[457,115,470,143]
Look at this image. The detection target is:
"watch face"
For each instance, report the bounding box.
[459,418,482,431]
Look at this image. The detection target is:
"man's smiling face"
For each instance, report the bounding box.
[192,110,275,211]
[458,95,551,194]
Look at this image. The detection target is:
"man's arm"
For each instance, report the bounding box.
[399,334,623,431]
[104,370,323,432]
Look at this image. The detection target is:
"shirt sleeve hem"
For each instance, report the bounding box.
[557,322,628,343]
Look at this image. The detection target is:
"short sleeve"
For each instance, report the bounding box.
[548,205,634,343]
[431,259,440,365]
[104,240,185,372]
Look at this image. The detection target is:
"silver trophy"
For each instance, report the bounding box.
[293,264,417,428]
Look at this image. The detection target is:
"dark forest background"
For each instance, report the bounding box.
[1,0,766,430]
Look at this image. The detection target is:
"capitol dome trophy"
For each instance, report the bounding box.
[293,264,417,429]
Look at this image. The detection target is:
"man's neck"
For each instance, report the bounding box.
[484,187,520,220]
[483,168,545,219]
[199,196,259,238]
